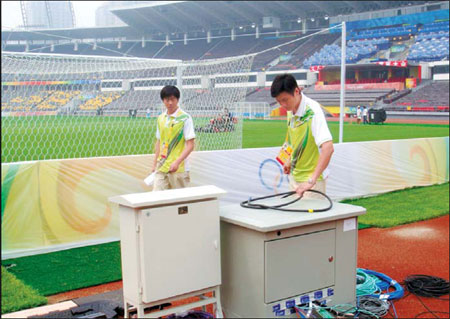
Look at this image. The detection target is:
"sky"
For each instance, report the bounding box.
[1,1,106,30]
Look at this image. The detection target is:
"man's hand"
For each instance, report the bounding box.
[283,161,291,174]
[295,179,316,197]
[169,160,180,173]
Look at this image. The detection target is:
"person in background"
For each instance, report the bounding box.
[362,106,369,124]
[271,74,334,198]
[151,85,196,191]
[356,105,362,124]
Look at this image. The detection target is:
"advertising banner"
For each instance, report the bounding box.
[2,137,448,258]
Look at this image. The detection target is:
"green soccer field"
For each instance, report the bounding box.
[1,116,449,163]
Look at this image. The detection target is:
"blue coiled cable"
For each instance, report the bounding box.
[358,268,404,300]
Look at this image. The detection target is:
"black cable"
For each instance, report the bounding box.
[400,275,450,319]
[415,311,450,318]
[240,190,333,212]
[413,294,441,319]
[404,275,450,298]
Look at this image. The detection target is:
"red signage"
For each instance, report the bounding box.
[309,65,325,72]
[375,60,408,67]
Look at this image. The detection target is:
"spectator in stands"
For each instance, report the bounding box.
[151,85,196,191]
[356,105,362,124]
[362,106,369,124]
[271,74,334,198]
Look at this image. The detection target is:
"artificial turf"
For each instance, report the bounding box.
[2,241,122,298]
[1,266,47,314]
[341,182,449,228]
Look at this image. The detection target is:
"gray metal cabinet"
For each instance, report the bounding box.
[265,229,336,303]
[220,199,366,318]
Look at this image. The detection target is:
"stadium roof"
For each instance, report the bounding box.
[1,1,436,41]
[110,1,426,34]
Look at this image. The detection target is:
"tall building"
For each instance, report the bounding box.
[21,1,75,29]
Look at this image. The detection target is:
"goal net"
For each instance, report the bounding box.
[1,52,254,163]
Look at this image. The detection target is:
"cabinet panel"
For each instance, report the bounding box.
[265,229,335,303]
[139,200,221,303]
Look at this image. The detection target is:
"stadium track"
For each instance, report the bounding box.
[44,215,449,318]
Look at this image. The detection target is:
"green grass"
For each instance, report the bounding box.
[1,116,448,163]
[242,120,449,148]
[341,183,449,228]
[1,266,47,314]
[1,241,122,297]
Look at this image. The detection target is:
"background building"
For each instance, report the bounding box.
[21,1,75,29]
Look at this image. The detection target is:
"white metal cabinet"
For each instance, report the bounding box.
[109,185,226,318]
[139,200,221,303]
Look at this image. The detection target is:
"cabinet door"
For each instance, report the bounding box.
[265,229,335,303]
[139,200,221,303]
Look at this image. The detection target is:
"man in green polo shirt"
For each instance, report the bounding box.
[151,85,196,191]
[271,74,334,198]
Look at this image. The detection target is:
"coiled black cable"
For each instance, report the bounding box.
[240,189,333,212]
[404,275,450,298]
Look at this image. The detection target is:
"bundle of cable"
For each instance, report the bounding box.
[357,268,404,300]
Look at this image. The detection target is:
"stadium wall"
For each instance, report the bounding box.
[1,137,448,259]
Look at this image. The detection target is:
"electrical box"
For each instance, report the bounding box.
[220,198,366,318]
[109,185,226,318]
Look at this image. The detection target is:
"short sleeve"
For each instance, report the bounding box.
[311,104,332,147]
[155,124,160,140]
[183,115,196,140]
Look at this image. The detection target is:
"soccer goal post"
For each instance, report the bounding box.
[1,52,254,163]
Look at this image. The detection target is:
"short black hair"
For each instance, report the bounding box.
[270,74,298,98]
[160,85,180,100]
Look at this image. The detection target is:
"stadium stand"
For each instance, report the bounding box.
[248,36,311,71]
[36,90,81,110]
[384,81,449,111]
[303,42,379,67]
[303,86,393,107]
[348,25,418,40]
[1,90,51,111]
[408,22,449,62]
[104,90,157,111]
[244,85,393,108]
[78,91,124,110]
[245,87,275,105]
[270,34,340,70]
[158,39,223,61]
[202,37,258,60]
